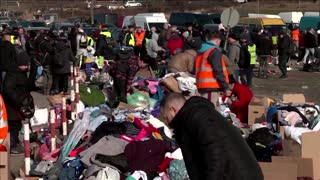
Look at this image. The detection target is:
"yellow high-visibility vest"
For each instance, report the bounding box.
[248,44,257,65]
[87,36,94,47]
[100,31,112,38]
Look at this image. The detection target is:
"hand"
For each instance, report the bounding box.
[225,90,232,97]
[18,66,28,71]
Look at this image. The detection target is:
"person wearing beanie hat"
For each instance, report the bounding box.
[227,33,241,81]
[124,25,135,47]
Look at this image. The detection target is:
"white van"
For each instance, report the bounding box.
[278,12,303,24]
[134,15,167,31]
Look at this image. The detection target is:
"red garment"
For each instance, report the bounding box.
[230,83,253,123]
[158,157,173,173]
[167,34,184,55]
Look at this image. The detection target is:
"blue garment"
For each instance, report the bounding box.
[85,62,96,77]
[198,41,217,53]
[60,157,84,180]
[266,106,278,124]
[36,66,43,79]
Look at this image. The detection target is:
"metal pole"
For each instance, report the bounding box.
[90,0,94,25]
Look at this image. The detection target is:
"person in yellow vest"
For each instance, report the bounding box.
[134,26,145,56]
[196,30,231,109]
[239,36,256,87]
[86,36,94,47]
[124,25,135,47]
[100,27,112,39]
[0,94,8,145]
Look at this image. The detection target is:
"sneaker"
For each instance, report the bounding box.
[10,144,24,154]
[287,67,293,71]
[279,75,288,79]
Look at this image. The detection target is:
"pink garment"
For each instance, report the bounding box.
[135,128,148,141]
[146,80,159,94]
[284,111,302,126]
[40,143,60,162]
[121,135,134,142]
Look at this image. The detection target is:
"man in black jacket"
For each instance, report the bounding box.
[160,93,264,180]
[257,33,272,79]
[278,32,291,78]
[303,28,318,64]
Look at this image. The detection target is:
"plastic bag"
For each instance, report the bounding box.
[96,167,120,180]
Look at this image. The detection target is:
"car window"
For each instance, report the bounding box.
[30,21,47,27]
[170,13,194,26]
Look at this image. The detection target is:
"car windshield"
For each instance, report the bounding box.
[30,21,47,27]
[195,14,212,26]
[148,23,165,31]
[103,24,116,29]
[264,25,286,34]
[19,21,30,27]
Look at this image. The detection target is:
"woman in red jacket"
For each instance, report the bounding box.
[167,30,184,56]
[225,76,253,123]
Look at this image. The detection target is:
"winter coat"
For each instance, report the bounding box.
[257,36,272,56]
[278,34,291,56]
[226,82,253,123]
[227,41,241,70]
[170,96,264,180]
[167,33,184,55]
[2,45,31,121]
[52,41,76,74]
[222,54,235,78]
[158,29,170,47]
[168,49,197,74]
[0,40,18,72]
[239,44,251,69]
[76,34,88,56]
[147,33,162,58]
[305,32,317,48]
[68,32,77,56]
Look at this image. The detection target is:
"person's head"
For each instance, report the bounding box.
[129,25,135,32]
[240,36,247,45]
[137,26,142,33]
[163,23,169,30]
[308,27,314,33]
[122,26,128,32]
[187,24,193,31]
[228,75,236,90]
[18,27,24,35]
[171,25,177,32]
[151,26,156,33]
[228,33,237,44]
[160,93,186,125]
[2,29,11,41]
[207,30,222,47]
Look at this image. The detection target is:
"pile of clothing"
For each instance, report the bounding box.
[266,103,320,144]
[161,73,197,96]
[27,103,189,180]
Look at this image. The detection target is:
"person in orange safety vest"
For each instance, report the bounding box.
[196,30,230,109]
[0,95,8,145]
[134,26,146,57]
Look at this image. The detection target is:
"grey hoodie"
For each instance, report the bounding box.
[147,33,162,58]
[227,41,241,70]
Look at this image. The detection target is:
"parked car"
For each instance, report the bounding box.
[0,20,20,28]
[125,1,142,7]
[49,22,74,34]
[0,16,10,21]
[102,23,117,30]
[108,3,125,10]
[169,12,213,31]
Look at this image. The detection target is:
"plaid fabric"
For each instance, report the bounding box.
[114,56,140,91]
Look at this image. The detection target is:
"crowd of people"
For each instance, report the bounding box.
[0,19,319,178]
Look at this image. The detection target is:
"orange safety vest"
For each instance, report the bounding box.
[292,29,299,41]
[196,47,229,89]
[0,95,8,144]
[134,31,145,47]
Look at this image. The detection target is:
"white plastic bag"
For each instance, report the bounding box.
[95,167,120,180]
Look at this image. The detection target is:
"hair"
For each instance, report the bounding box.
[160,93,186,109]
[207,30,222,40]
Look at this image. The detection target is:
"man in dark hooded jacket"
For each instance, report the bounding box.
[2,36,33,154]
[160,93,263,180]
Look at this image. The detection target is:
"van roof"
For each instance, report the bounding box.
[239,17,285,26]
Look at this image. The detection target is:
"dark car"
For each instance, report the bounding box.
[169,12,213,31]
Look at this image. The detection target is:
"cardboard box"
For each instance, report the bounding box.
[248,97,269,125]
[283,94,306,104]
[260,131,320,179]
[0,134,10,180]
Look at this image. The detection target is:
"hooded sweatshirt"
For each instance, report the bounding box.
[227,40,241,70]
[147,33,162,58]
[197,41,229,93]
